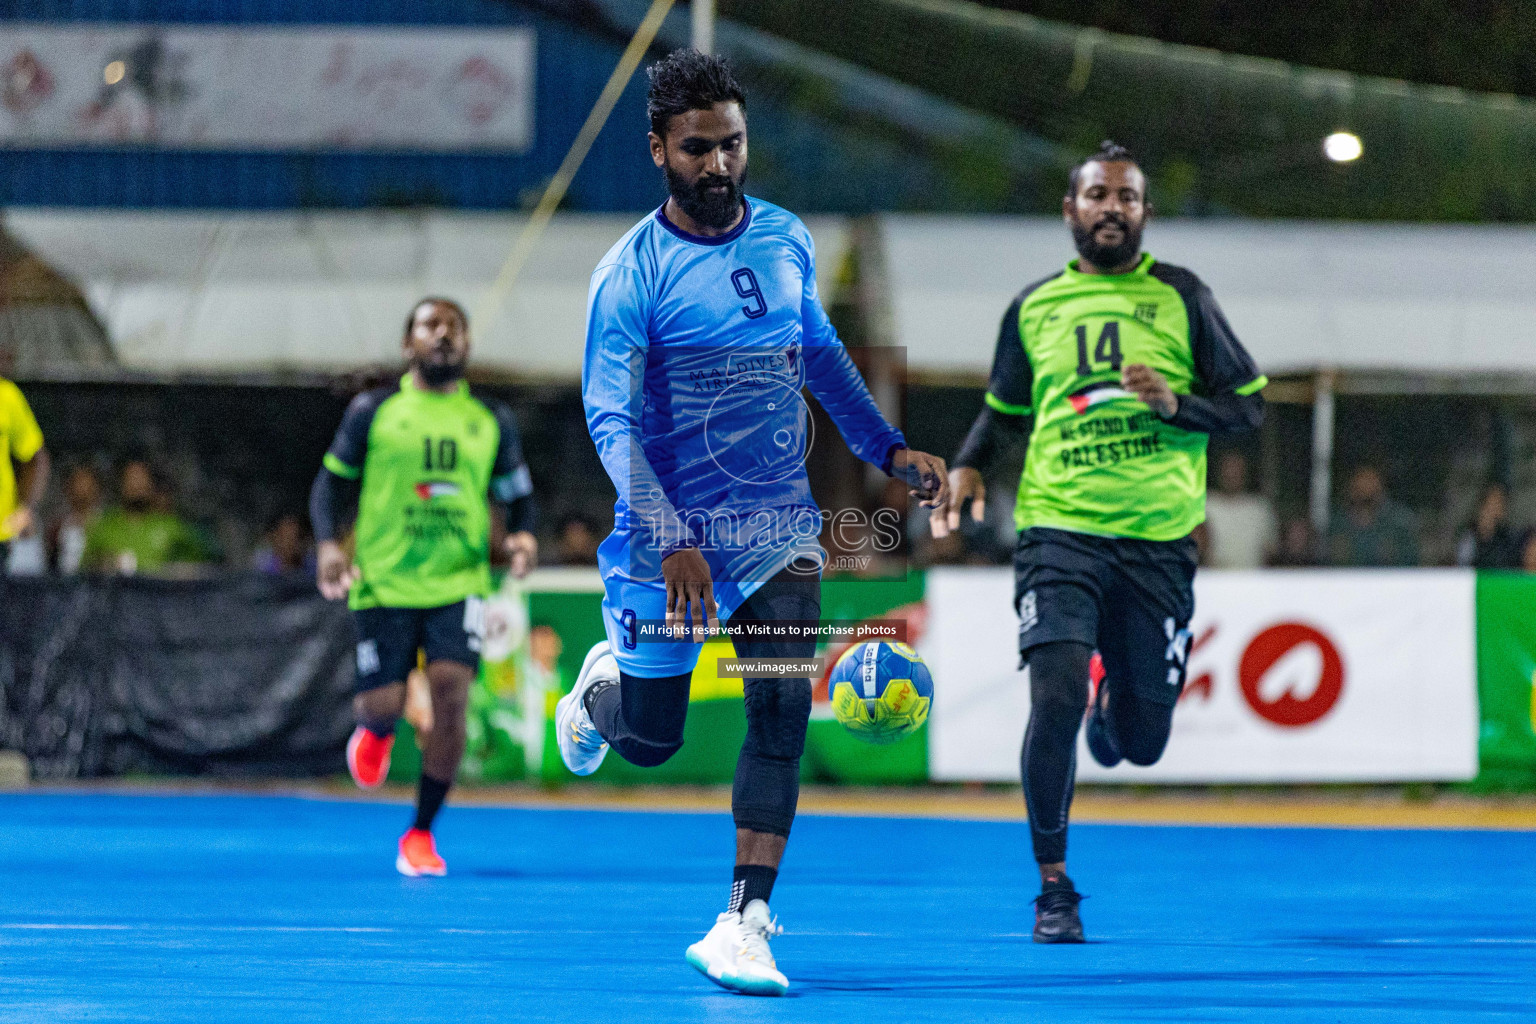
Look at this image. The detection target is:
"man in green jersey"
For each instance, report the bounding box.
[310,297,538,877]
[934,142,1266,942]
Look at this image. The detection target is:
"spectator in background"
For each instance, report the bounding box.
[1329,465,1419,566]
[49,465,103,574]
[251,512,315,575]
[1269,518,1323,568]
[1519,529,1536,573]
[1203,451,1275,568]
[82,460,210,576]
[1455,482,1521,569]
[552,513,599,566]
[0,345,51,574]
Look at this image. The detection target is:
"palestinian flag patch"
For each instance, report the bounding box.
[1067,382,1134,414]
[414,481,461,500]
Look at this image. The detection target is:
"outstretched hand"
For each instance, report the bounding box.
[504,531,538,578]
[930,466,986,538]
[891,448,951,509]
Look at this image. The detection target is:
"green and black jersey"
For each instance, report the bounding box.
[318,374,534,610]
[978,254,1266,542]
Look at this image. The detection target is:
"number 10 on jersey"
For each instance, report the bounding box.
[423,437,457,471]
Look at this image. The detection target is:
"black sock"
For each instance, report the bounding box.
[413,773,451,832]
[582,678,619,721]
[728,864,778,914]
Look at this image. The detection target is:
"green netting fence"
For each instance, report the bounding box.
[721,0,1536,220]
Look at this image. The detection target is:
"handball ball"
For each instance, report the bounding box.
[828,641,933,745]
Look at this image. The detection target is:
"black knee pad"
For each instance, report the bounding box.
[742,678,812,760]
[732,678,812,836]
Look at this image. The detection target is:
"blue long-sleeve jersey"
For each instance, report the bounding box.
[583,197,906,555]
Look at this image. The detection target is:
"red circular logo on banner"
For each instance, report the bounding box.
[1238,623,1345,727]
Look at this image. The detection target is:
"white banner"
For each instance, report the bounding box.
[0,25,533,150]
[925,568,1479,783]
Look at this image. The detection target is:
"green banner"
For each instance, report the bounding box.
[1473,572,1536,791]
[517,571,931,787]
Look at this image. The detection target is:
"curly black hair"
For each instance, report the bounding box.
[646,48,746,137]
[1066,140,1142,200]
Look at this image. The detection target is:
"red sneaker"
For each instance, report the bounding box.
[346,726,393,790]
[396,828,447,877]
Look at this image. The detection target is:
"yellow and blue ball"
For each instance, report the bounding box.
[828,641,933,745]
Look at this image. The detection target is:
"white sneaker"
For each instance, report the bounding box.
[685,899,789,997]
[554,641,614,776]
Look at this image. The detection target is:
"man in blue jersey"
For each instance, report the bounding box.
[556,50,949,996]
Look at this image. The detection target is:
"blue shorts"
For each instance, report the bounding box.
[352,598,483,693]
[598,511,824,678]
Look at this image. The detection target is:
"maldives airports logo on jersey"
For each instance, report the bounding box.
[414,481,461,501]
[1067,382,1135,415]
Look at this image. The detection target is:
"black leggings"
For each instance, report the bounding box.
[1023,640,1176,864]
[589,563,820,838]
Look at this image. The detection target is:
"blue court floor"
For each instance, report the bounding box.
[0,792,1532,1022]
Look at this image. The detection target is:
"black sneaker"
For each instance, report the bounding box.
[1033,875,1085,943]
[1084,678,1122,768]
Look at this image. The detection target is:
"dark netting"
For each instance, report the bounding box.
[0,574,357,779]
[721,0,1536,220]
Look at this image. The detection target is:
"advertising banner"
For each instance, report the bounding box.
[1,26,534,151]
[927,568,1479,783]
[451,570,929,786]
[1472,573,1536,790]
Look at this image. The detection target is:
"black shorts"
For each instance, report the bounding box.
[352,598,483,693]
[1013,526,1197,706]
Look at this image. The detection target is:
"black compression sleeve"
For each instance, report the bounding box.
[1165,390,1264,435]
[504,493,537,536]
[955,405,1030,470]
[1023,641,1092,865]
[309,467,360,543]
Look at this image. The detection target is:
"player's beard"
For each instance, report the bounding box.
[665,163,746,231]
[1070,213,1143,271]
[415,354,465,387]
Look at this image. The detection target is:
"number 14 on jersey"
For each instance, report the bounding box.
[1074,321,1123,377]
